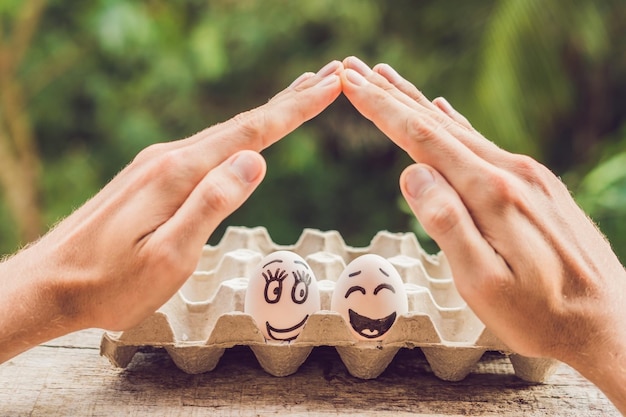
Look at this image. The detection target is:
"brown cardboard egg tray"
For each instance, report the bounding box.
[100,226,560,382]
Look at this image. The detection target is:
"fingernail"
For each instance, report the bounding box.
[316,73,339,88]
[344,69,367,86]
[346,56,372,75]
[436,97,455,114]
[405,165,435,199]
[376,63,403,84]
[230,152,263,183]
[289,72,314,89]
[316,60,341,77]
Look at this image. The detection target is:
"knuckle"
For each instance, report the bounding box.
[150,240,192,278]
[146,149,189,184]
[511,154,547,182]
[474,269,512,299]
[133,143,170,166]
[422,200,461,237]
[201,180,233,214]
[509,154,563,195]
[231,108,267,146]
[155,150,184,174]
[481,168,522,207]
[404,114,446,144]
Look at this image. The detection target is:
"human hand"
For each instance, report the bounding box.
[0,61,343,362]
[340,56,626,411]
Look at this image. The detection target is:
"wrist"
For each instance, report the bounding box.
[559,320,626,413]
[0,244,84,362]
[570,354,626,414]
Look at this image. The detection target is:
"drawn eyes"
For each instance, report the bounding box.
[344,285,366,298]
[263,268,311,304]
[344,283,396,299]
[292,270,311,304]
[263,268,288,304]
[342,267,397,299]
[373,283,395,295]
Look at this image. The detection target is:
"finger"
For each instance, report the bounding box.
[341,67,485,183]
[342,57,432,115]
[432,97,473,130]
[150,150,267,279]
[399,163,508,297]
[131,60,343,165]
[371,61,440,112]
[69,62,342,226]
[187,60,343,150]
[345,57,506,165]
[157,61,341,188]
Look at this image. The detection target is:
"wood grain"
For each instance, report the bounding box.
[0,329,618,416]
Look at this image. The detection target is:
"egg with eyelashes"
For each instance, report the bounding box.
[331,254,408,341]
[245,251,321,342]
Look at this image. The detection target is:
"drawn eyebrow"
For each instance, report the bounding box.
[348,270,362,278]
[263,259,283,268]
[345,285,366,298]
[373,283,395,295]
[379,268,389,277]
[294,260,310,270]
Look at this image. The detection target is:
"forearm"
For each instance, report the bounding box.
[0,248,80,363]
[564,336,626,414]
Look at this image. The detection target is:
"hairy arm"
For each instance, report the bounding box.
[0,60,343,363]
[341,56,626,413]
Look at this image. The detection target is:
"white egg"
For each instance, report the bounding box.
[244,251,320,341]
[331,254,408,341]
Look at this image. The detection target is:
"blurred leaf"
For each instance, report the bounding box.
[2,0,626,257]
[94,1,154,56]
[577,151,626,213]
[41,149,100,226]
[189,18,228,81]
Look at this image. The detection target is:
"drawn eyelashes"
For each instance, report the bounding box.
[263,268,288,304]
[344,283,396,299]
[263,268,311,304]
[291,270,311,304]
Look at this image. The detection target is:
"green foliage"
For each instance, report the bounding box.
[1,0,626,262]
[575,130,626,261]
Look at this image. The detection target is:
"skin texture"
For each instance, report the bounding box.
[1,56,625,412]
[340,56,626,413]
[0,60,343,362]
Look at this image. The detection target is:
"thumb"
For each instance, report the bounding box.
[400,164,495,294]
[152,150,266,270]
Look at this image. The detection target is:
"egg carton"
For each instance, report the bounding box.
[100,226,560,382]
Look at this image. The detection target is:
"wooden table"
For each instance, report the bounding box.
[0,329,618,416]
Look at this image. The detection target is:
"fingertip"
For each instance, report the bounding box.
[316,73,341,89]
[342,68,368,87]
[433,97,454,114]
[229,150,266,184]
[373,63,403,85]
[400,163,463,242]
[401,164,436,200]
[316,60,343,77]
[289,72,315,89]
[342,56,372,75]
[432,96,473,130]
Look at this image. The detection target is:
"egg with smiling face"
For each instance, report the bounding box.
[331,254,408,341]
[245,251,320,342]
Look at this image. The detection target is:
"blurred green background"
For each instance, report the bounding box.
[1,0,626,261]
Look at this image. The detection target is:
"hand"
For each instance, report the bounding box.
[340,56,626,412]
[0,60,343,362]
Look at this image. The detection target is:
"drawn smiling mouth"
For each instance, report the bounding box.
[265,315,309,341]
[348,309,396,339]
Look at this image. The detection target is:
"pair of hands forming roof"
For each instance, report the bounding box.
[1,56,624,412]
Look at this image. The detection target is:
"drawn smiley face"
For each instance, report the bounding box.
[331,254,408,340]
[245,251,320,342]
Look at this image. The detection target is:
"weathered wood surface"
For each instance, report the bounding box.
[0,329,618,416]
